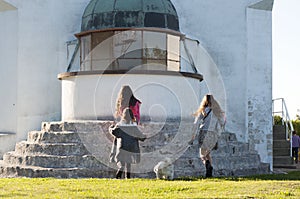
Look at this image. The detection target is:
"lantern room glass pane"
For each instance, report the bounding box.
[167,34,180,71]
[113,31,142,59]
[143,31,167,60]
[91,32,114,70]
[80,35,91,71]
[79,30,186,72]
[110,59,143,70]
[142,59,167,70]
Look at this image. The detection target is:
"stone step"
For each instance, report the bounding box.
[273,164,297,169]
[0,162,116,178]
[3,152,109,169]
[272,125,291,168]
[172,156,269,177]
[273,140,290,148]
[27,131,82,143]
[222,163,270,177]
[216,142,250,156]
[273,133,286,140]
[165,141,251,158]
[15,141,89,156]
[273,125,286,140]
[25,130,250,158]
[0,121,270,178]
[273,156,293,165]
[175,154,261,171]
[41,121,115,133]
[273,148,290,156]
[213,154,261,169]
[219,132,237,141]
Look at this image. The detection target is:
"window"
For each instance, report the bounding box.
[80,30,181,72]
[167,34,180,71]
[80,35,91,71]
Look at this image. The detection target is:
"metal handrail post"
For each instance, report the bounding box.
[282,99,294,157]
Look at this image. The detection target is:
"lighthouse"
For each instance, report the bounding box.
[58,0,203,122]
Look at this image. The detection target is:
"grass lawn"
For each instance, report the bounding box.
[0,171,299,198]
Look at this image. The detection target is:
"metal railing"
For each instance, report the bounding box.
[272,98,294,157]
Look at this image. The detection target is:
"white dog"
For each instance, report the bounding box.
[153,157,174,180]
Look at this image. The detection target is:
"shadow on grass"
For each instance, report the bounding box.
[240,170,300,181]
[174,171,300,181]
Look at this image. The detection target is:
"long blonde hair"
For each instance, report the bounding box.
[194,94,224,120]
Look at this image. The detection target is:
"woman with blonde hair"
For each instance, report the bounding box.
[192,94,225,177]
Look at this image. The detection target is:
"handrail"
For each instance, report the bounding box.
[272,98,294,157]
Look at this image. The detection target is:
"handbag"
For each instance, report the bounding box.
[212,116,226,151]
[199,109,212,129]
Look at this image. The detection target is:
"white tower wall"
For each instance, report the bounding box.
[0,0,90,154]
[0,0,273,166]
[172,0,273,164]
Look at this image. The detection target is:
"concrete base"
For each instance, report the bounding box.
[0,120,270,178]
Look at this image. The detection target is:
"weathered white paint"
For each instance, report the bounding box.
[61,74,201,121]
[0,1,18,155]
[0,5,17,135]
[0,0,273,167]
[247,1,273,166]
[172,0,273,165]
[183,38,227,116]
[0,0,90,155]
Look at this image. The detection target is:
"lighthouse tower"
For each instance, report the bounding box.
[58,0,203,122]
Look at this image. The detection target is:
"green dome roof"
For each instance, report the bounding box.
[81,0,179,32]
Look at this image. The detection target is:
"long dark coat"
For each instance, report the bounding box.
[109,124,146,164]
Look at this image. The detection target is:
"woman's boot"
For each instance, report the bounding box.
[116,170,123,179]
[125,172,131,179]
[205,160,213,178]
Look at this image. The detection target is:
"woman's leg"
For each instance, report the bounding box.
[116,161,125,179]
[295,147,299,163]
[125,163,131,179]
[200,147,209,164]
[109,138,117,163]
[206,153,212,166]
[200,148,213,177]
[205,153,213,177]
[292,147,297,163]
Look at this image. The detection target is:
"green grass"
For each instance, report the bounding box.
[0,171,299,198]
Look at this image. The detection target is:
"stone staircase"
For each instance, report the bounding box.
[0,121,117,178]
[0,120,270,178]
[273,125,294,169]
[175,132,270,177]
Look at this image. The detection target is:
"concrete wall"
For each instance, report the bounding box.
[0,4,18,155]
[247,2,273,165]
[61,74,201,121]
[0,0,90,153]
[173,0,250,140]
[172,0,273,165]
[0,6,18,134]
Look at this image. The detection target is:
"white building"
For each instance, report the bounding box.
[0,0,273,169]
